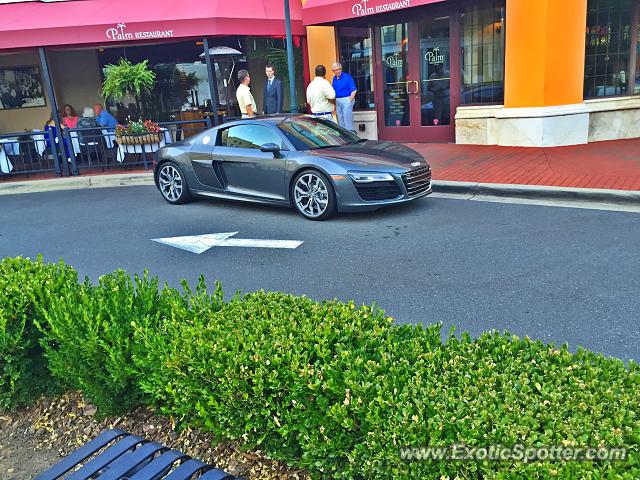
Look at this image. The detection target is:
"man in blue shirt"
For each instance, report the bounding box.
[93,104,118,127]
[331,62,357,132]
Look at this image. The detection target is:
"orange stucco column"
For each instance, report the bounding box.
[504,0,588,108]
[305,26,338,82]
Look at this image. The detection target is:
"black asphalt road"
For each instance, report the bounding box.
[2,186,639,361]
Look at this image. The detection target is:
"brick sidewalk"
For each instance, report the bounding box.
[407,138,640,191]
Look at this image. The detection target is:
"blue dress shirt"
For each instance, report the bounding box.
[332,72,357,98]
[96,110,118,128]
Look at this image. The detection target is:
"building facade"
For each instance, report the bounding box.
[303,0,640,146]
[0,0,308,135]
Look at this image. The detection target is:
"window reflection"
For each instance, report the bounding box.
[420,17,451,126]
[338,27,374,110]
[460,2,505,105]
[381,23,410,127]
[584,0,635,98]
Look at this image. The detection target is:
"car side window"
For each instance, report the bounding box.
[217,125,284,150]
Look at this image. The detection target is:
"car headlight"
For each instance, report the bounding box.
[348,172,395,183]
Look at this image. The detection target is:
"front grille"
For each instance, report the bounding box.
[402,166,432,197]
[354,180,402,201]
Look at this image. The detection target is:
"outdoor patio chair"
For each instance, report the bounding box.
[35,429,237,480]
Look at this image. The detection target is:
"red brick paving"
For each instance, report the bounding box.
[3,139,640,192]
[407,138,640,191]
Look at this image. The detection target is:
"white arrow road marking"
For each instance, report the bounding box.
[152,232,303,254]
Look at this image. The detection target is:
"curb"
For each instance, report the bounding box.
[1,174,639,206]
[431,180,640,206]
[0,172,154,196]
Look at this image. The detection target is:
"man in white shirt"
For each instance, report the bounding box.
[306,65,336,121]
[236,69,257,119]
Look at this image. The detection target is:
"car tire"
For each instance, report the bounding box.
[291,169,337,220]
[157,161,192,205]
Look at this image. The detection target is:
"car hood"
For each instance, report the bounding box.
[308,140,427,171]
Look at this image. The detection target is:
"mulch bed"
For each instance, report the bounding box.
[0,391,309,480]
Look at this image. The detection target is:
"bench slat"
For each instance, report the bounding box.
[65,434,144,480]
[126,450,187,480]
[33,429,127,480]
[199,468,237,480]
[94,442,166,480]
[162,458,209,480]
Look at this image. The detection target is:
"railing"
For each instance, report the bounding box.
[0,130,61,177]
[0,119,211,180]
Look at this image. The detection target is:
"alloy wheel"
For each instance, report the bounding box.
[294,173,329,218]
[158,164,184,202]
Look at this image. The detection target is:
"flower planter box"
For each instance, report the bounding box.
[116,133,162,146]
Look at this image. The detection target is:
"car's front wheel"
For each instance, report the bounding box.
[157,161,192,205]
[292,170,337,220]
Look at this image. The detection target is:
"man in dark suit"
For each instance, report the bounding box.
[263,64,284,114]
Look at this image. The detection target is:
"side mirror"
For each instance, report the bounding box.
[260,142,280,153]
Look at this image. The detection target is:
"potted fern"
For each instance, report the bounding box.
[102,59,160,145]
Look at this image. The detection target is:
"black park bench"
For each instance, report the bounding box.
[35,429,237,480]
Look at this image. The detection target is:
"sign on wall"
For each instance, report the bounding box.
[352,0,412,17]
[105,23,175,41]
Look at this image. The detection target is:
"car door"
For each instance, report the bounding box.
[211,123,288,200]
[189,131,225,190]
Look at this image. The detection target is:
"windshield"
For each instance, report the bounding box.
[278,117,360,150]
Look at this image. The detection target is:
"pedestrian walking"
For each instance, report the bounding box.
[331,62,357,131]
[236,69,257,119]
[263,64,284,114]
[306,65,336,121]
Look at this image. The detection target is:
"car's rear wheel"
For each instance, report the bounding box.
[292,170,337,220]
[157,161,191,205]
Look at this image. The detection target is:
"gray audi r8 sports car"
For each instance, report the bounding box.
[154,115,432,220]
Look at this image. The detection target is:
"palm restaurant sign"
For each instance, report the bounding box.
[105,23,175,41]
[352,0,411,16]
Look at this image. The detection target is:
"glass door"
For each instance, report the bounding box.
[420,17,451,128]
[375,14,457,142]
[379,23,412,139]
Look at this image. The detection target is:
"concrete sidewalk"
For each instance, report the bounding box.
[1,138,640,205]
[0,172,153,195]
[407,138,640,191]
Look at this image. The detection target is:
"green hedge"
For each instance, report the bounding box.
[1,257,639,479]
[0,257,77,409]
[37,270,182,415]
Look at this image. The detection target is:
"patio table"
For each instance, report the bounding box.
[33,133,47,156]
[0,138,19,173]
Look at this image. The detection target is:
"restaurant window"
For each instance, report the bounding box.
[460,1,505,105]
[98,40,237,123]
[337,27,375,109]
[97,37,306,123]
[584,0,640,98]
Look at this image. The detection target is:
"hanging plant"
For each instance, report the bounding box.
[102,59,156,101]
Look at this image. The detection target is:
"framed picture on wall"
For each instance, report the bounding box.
[0,65,46,110]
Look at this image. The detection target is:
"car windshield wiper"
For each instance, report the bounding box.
[349,138,367,144]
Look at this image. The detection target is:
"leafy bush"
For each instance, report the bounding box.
[135,284,640,479]
[37,270,183,416]
[0,257,77,409]
[4,258,640,478]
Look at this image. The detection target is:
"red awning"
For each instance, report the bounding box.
[303,0,444,25]
[0,0,304,50]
